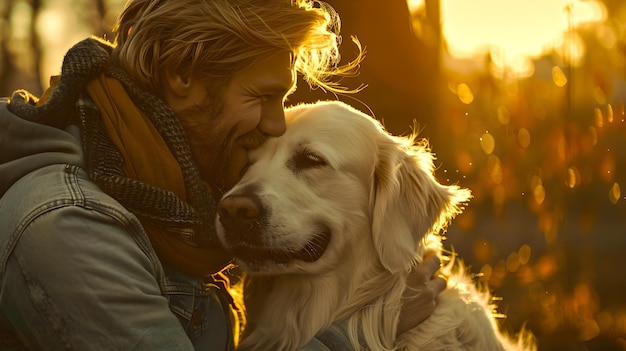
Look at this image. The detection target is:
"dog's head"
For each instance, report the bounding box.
[215,101,470,274]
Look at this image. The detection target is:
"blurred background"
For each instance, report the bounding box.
[1,0,625,349]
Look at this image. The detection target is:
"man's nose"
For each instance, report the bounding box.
[258,103,286,137]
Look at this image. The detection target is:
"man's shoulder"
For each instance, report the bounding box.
[0,163,160,279]
[0,163,144,238]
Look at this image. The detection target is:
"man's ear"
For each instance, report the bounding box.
[164,70,192,98]
[162,70,209,111]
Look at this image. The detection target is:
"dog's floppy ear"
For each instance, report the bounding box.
[370,135,471,273]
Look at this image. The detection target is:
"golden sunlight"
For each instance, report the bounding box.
[35,0,127,89]
[436,0,607,77]
[36,2,92,87]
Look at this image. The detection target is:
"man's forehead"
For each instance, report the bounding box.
[247,53,295,91]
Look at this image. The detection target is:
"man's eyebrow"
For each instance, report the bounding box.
[260,83,290,92]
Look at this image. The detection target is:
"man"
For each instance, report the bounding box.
[0,0,445,349]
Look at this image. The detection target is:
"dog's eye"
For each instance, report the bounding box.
[292,150,327,170]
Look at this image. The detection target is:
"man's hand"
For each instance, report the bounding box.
[396,253,447,336]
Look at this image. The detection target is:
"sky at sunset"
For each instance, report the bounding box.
[409,0,607,76]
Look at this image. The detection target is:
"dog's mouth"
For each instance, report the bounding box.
[231,228,331,268]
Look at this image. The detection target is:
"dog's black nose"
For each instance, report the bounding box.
[217,192,265,239]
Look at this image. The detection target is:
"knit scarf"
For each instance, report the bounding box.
[10,38,232,276]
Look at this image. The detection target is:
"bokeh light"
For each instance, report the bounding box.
[425,0,626,347]
[440,0,607,76]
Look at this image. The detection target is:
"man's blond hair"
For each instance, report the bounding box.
[111,0,361,95]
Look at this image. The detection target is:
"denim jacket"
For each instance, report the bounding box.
[0,99,344,350]
[0,93,234,349]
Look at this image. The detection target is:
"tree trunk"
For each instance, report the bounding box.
[289,0,442,135]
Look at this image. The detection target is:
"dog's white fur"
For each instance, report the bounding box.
[216,101,535,351]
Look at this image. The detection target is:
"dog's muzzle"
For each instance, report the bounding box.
[217,189,331,266]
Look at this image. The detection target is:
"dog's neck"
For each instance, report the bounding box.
[239,246,407,351]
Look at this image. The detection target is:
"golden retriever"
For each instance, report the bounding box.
[216,101,535,351]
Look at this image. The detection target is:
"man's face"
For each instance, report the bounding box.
[173,52,295,196]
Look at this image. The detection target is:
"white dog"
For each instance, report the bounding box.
[216,101,535,351]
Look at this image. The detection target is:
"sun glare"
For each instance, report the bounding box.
[437,0,607,77]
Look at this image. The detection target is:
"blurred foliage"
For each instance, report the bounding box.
[0,0,119,96]
[427,1,626,349]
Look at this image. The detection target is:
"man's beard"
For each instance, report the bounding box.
[206,128,268,197]
[203,137,235,197]
[172,97,268,198]
[172,99,232,196]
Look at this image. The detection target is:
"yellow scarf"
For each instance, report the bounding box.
[81,74,232,277]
